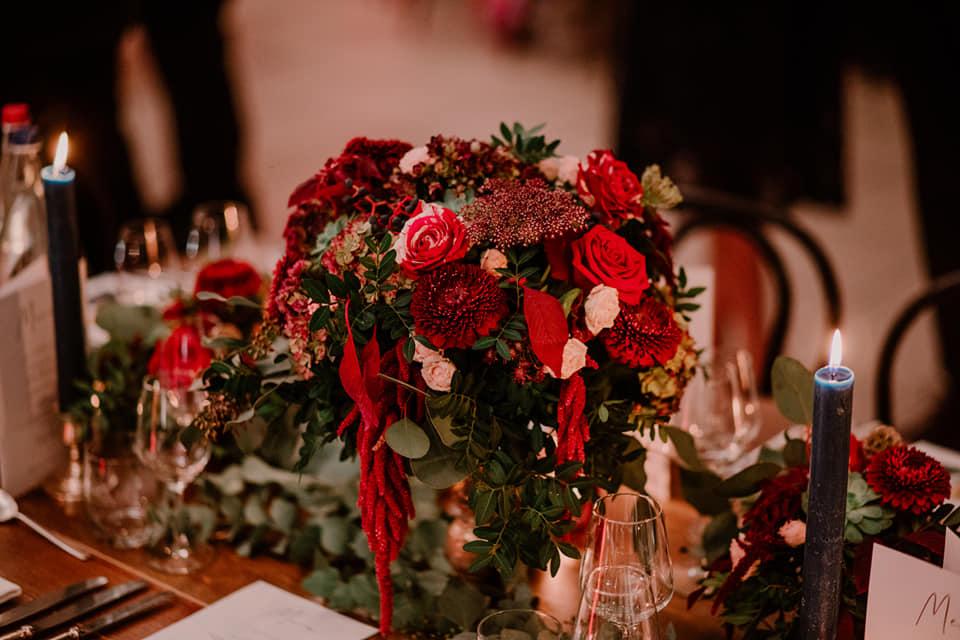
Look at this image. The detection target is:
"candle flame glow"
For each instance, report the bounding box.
[53,132,69,172]
[829,329,842,368]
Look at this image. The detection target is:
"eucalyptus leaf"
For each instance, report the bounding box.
[269,498,298,533]
[385,418,431,459]
[662,425,706,472]
[429,412,465,448]
[716,462,782,498]
[411,441,468,489]
[95,302,166,344]
[438,580,487,629]
[302,567,340,599]
[771,356,814,425]
[320,517,349,555]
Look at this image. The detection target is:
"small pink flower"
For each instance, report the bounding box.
[779,520,806,547]
[480,248,509,276]
[584,284,620,335]
[399,146,430,174]
[546,338,588,379]
[421,354,456,392]
[412,338,438,363]
[729,538,759,578]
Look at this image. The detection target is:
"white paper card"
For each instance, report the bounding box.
[144,581,376,640]
[866,544,960,638]
[945,529,960,575]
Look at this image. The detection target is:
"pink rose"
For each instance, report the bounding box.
[395,202,469,276]
[584,284,620,335]
[546,338,588,379]
[480,248,508,276]
[779,520,806,547]
[421,354,456,391]
[412,338,439,363]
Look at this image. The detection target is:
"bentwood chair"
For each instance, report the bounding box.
[673,185,842,393]
[875,271,960,425]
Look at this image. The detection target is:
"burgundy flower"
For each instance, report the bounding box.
[865,445,951,515]
[194,259,263,300]
[411,263,508,349]
[601,296,681,367]
[741,466,809,541]
[577,150,644,226]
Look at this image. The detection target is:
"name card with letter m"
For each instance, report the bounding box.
[867,541,960,638]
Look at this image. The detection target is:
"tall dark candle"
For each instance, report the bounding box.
[41,147,86,412]
[802,331,854,640]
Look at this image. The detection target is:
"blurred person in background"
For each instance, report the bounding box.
[0,0,249,273]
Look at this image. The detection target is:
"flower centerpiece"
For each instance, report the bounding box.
[199,123,700,634]
[690,358,955,640]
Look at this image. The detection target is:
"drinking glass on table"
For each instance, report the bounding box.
[184,200,252,268]
[579,493,673,612]
[476,609,563,640]
[573,565,663,640]
[133,376,213,574]
[113,217,180,305]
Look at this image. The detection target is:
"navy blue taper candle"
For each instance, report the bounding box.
[802,330,854,640]
[40,132,86,411]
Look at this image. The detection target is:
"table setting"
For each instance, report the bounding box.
[2,114,959,640]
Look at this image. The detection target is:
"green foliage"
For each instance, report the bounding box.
[385,418,431,459]
[771,356,814,425]
[491,122,560,164]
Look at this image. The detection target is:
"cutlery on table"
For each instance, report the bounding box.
[46,592,173,640]
[0,490,89,561]
[0,578,107,630]
[0,581,146,640]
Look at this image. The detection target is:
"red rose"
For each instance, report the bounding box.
[395,202,469,276]
[148,325,212,388]
[570,226,649,305]
[194,259,263,300]
[576,150,644,225]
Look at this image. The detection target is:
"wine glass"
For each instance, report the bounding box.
[184,200,252,268]
[680,348,761,476]
[476,609,563,640]
[579,494,673,612]
[133,377,213,573]
[113,217,180,305]
[573,565,663,640]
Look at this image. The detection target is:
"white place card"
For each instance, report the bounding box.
[866,544,960,638]
[144,581,377,640]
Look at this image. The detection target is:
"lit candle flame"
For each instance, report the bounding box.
[53,132,69,173]
[828,329,842,368]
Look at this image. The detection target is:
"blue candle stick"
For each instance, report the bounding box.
[802,330,855,640]
[40,132,86,412]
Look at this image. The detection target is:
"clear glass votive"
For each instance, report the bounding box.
[84,435,158,549]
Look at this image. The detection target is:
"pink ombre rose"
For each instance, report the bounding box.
[395,202,469,276]
[584,284,620,335]
[421,355,456,392]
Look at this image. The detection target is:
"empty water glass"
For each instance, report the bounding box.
[573,565,662,640]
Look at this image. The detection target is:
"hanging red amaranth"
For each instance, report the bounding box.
[557,373,589,464]
[337,311,415,634]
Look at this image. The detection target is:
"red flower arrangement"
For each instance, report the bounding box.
[206,123,698,634]
[195,258,263,299]
[866,445,951,515]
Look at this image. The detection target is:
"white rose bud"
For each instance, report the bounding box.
[398,146,430,174]
[584,284,620,335]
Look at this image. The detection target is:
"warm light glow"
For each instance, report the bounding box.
[53,132,69,172]
[224,204,240,232]
[829,329,842,368]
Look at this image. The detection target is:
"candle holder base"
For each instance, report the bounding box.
[42,417,84,514]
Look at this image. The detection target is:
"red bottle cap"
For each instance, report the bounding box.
[1,103,30,125]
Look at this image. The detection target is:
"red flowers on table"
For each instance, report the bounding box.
[865,445,951,515]
[195,258,263,299]
[571,226,649,305]
[394,202,469,276]
[601,296,681,367]
[148,325,212,388]
[577,149,644,226]
[410,263,509,349]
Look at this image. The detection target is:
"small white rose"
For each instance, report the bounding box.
[480,248,509,276]
[421,354,456,392]
[538,155,580,185]
[584,284,620,335]
[546,338,588,380]
[399,146,430,174]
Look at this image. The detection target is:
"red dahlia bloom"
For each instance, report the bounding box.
[601,296,681,367]
[865,445,951,515]
[411,263,509,349]
[194,258,263,300]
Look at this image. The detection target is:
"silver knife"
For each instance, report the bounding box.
[45,592,174,640]
[0,578,108,630]
[0,581,146,640]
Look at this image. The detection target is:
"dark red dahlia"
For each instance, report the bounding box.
[461,178,589,248]
[601,296,681,367]
[865,445,951,515]
[741,466,808,541]
[411,263,509,349]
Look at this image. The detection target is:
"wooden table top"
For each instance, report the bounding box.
[1,398,789,639]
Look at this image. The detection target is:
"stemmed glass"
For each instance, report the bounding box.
[476,609,563,640]
[579,494,673,612]
[573,565,663,640]
[133,377,213,573]
[184,200,252,268]
[114,217,180,305]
